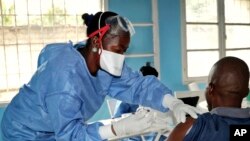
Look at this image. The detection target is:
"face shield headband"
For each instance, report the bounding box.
[88,12,110,54]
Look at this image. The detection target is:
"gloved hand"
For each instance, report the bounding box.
[112,109,153,136]
[162,94,202,123]
[137,107,175,132]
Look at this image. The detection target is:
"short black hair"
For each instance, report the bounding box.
[140,62,158,77]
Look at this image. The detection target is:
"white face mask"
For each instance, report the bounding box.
[100,49,125,76]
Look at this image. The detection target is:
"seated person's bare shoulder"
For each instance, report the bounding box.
[167,117,195,141]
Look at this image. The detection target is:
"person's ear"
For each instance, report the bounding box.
[208,83,214,95]
[91,36,100,53]
[91,36,99,46]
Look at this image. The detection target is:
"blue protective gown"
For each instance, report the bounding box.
[113,101,139,118]
[184,107,250,141]
[1,42,172,141]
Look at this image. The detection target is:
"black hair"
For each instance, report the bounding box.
[140,62,159,77]
[82,11,118,37]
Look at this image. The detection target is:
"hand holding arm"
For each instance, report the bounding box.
[162,94,202,123]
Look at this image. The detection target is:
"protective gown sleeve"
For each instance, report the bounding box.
[101,64,173,112]
[113,101,131,118]
[113,101,139,118]
[45,93,104,141]
[37,43,69,67]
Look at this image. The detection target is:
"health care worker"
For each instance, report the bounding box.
[1,11,201,141]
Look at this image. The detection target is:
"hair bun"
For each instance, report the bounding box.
[82,13,94,26]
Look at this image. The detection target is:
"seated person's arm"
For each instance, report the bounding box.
[167,117,195,141]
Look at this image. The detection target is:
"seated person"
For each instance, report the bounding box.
[167,56,250,141]
[113,62,166,141]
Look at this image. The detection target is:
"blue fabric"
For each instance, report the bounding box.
[184,108,250,141]
[1,42,172,141]
[113,101,139,118]
[117,133,167,141]
[99,68,172,112]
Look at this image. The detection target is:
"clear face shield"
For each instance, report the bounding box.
[88,14,135,43]
[104,15,135,37]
